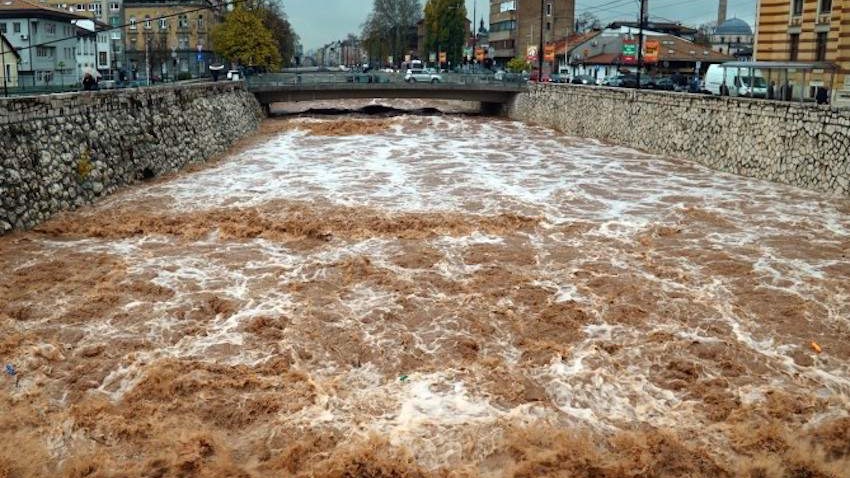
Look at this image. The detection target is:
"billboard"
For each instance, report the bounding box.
[544,43,556,62]
[622,40,637,64]
[526,45,538,62]
[644,40,660,63]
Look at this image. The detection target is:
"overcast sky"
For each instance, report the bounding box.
[283,0,759,51]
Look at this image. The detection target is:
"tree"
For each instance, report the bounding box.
[506,57,531,73]
[575,12,602,33]
[694,21,716,47]
[211,5,282,70]
[361,0,422,66]
[251,0,299,67]
[423,0,467,66]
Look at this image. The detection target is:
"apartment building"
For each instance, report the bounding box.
[123,0,214,80]
[1,33,20,87]
[488,0,574,65]
[0,0,88,85]
[42,0,124,77]
[756,0,850,100]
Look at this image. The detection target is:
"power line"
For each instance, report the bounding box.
[11,0,247,54]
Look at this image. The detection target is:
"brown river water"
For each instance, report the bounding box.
[1,101,849,477]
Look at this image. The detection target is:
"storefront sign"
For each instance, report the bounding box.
[544,43,556,62]
[527,45,538,62]
[622,40,637,63]
[644,40,660,63]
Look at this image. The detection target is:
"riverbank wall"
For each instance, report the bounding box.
[0,82,263,233]
[508,84,850,197]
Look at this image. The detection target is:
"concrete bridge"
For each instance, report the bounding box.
[246,73,525,112]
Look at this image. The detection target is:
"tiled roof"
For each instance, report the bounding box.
[1,32,21,59]
[0,0,89,20]
[575,33,733,65]
[554,31,602,56]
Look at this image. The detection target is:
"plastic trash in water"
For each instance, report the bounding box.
[399,375,409,383]
[811,342,823,354]
[4,364,15,377]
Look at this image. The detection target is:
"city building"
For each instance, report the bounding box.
[607,20,697,41]
[0,0,90,86]
[488,0,575,66]
[72,18,110,80]
[755,0,849,102]
[41,0,123,78]
[123,0,215,81]
[711,18,753,59]
[563,26,732,82]
[0,32,20,87]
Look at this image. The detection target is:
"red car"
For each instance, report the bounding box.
[529,70,551,83]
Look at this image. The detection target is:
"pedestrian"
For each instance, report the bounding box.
[816,87,829,105]
[767,81,776,100]
[82,72,94,91]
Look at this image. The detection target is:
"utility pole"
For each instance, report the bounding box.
[538,0,544,80]
[1,34,8,97]
[145,38,151,86]
[636,0,647,90]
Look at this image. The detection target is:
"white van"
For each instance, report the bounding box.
[705,64,768,98]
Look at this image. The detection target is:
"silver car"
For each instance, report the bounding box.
[405,68,442,83]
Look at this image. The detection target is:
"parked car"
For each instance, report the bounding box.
[405,68,442,83]
[652,77,686,91]
[496,71,529,83]
[571,75,596,85]
[529,70,551,82]
[704,64,768,97]
[601,75,636,88]
[550,73,569,83]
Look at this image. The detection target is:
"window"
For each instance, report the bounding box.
[76,3,84,11]
[159,18,168,29]
[197,15,204,30]
[789,33,799,60]
[13,22,20,33]
[178,15,189,29]
[5,65,10,79]
[0,24,6,34]
[99,51,107,65]
[87,4,95,11]
[490,20,516,32]
[110,16,120,26]
[178,35,189,49]
[820,0,832,14]
[546,22,551,31]
[791,0,803,16]
[129,16,136,29]
[499,1,516,13]
[45,23,56,35]
[815,32,828,61]
[110,2,119,11]
[546,3,552,16]
[144,15,151,29]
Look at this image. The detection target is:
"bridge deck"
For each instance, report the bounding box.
[248,77,526,105]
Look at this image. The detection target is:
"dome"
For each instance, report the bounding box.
[714,18,753,36]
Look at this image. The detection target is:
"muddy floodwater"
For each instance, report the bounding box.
[1,103,849,477]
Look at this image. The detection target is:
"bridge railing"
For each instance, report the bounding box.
[246,71,527,89]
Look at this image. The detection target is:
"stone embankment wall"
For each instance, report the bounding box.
[0,82,263,232]
[508,84,850,197]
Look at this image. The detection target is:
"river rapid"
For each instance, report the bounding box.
[1,102,849,477]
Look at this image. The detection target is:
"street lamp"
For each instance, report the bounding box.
[538,0,544,80]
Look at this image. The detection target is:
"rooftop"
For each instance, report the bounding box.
[0,0,90,20]
[714,18,753,36]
